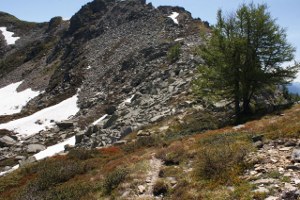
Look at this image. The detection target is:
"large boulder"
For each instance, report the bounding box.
[56,121,74,130]
[27,144,46,153]
[291,149,300,163]
[19,156,37,167]
[0,136,17,147]
[103,115,118,129]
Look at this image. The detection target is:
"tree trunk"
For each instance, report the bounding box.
[242,98,251,114]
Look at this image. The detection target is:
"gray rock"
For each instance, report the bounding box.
[284,140,297,147]
[120,126,133,137]
[137,130,151,137]
[253,178,276,185]
[138,185,146,194]
[291,149,300,162]
[75,132,86,144]
[114,140,127,145]
[105,105,117,115]
[253,187,269,194]
[150,115,164,123]
[265,196,279,200]
[64,144,75,151]
[56,121,74,130]
[19,156,36,167]
[254,141,264,149]
[14,156,26,161]
[252,135,264,142]
[27,144,46,153]
[281,189,300,200]
[0,136,17,147]
[286,165,300,170]
[279,147,293,151]
[103,115,118,129]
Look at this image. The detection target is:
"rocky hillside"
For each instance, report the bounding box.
[0,0,210,176]
[0,0,298,199]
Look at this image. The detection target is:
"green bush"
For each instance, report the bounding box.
[196,133,251,183]
[121,135,162,153]
[44,182,96,200]
[15,159,88,200]
[167,43,181,63]
[153,179,168,196]
[67,148,99,160]
[103,168,128,195]
[156,142,185,166]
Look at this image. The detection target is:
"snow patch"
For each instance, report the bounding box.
[175,38,184,42]
[34,136,76,160]
[0,27,20,45]
[0,94,80,139]
[124,94,135,104]
[92,114,108,125]
[86,65,92,70]
[0,81,41,116]
[168,12,179,25]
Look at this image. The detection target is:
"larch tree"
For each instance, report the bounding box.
[194,3,299,120]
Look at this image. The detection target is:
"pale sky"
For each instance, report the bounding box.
[0,0,300,81]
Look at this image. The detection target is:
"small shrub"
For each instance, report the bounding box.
[28,159,86,191]
[136,135,162,148]
[68,148,99,160]
[103,168,128,195]
[44,181,97,200]
[167,43,181,63]
[196,133,251,183]
[153,179,168,196]
[156,142,185,165]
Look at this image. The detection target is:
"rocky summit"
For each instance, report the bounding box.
[0,0,207,173]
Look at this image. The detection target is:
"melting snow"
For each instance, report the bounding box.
[0,27,20,45]
[92,114,108,125]
[34,136,76,160]
[0,94,80,139]
[0,81,41,116]
[175,38,184,42]
[168,12,179,25]
[124,94,135,104]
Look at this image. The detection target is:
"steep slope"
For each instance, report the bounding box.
[0,0,209,175]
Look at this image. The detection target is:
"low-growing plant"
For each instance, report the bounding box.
[103,167,129,195]
[153,179,168,196]
[167,43,181,63]
[196,133,252,183]
[156,142,185,165]
[68,148,100,160]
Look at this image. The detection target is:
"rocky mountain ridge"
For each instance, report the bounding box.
[0,0,208,173]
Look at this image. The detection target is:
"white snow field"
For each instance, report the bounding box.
[168,12,179,24]
[0,81,41,115]
[0,94,80,139]
[0,27,20,45]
